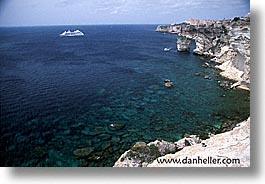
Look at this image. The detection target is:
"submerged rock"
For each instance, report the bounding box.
[73,147,94,158]
[62,129,71,135]
[101,142,112,150]
[108,147,114,154]
[33,146,47,158]
[97,88,106,95]
[81,127,91,135]
[87,155,103,162]
[98,134,112,141]
[79,154,104,166]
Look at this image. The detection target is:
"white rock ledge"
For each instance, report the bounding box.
[114,118,250,167]
[148,117,250,167]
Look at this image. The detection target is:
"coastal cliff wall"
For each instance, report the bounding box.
[114,15,251,167]
[156,14,250,90]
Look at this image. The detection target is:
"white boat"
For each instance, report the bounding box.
[60,30,84,37]
[163,47,171,51]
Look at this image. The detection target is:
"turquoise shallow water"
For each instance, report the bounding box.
[0,25,249,166]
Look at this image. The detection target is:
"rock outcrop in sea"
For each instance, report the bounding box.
[156,14,250,90]
[177,36,192,51]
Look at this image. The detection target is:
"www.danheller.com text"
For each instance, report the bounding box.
[156,156,241,165]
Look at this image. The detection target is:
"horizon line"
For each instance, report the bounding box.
[0,23,166,28]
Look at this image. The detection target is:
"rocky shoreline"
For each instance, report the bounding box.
[114,15,250,167]
[156,14,250,90]
[114,118,250,167]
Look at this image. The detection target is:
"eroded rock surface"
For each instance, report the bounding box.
[156,14,250,90]
[114,118,250,167]
[148,118,250,167]
[177,36,192,51]
[114,136,201,167]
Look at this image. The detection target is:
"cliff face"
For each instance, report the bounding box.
[156,14,250,90]
[113,16,251,167]
[215,18,250,89]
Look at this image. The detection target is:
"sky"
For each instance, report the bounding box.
[0,0,250,26]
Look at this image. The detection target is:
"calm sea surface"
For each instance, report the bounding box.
[0,25,249,166]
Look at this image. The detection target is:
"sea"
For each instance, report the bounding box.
[0,25,250,166]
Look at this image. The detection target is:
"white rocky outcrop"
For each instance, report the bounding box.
[113,140,178,167]
[177,36,192,51]
[148,118,250,167]
[114,118,250,167]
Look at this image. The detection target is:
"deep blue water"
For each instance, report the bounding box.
[0,25,249,166]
